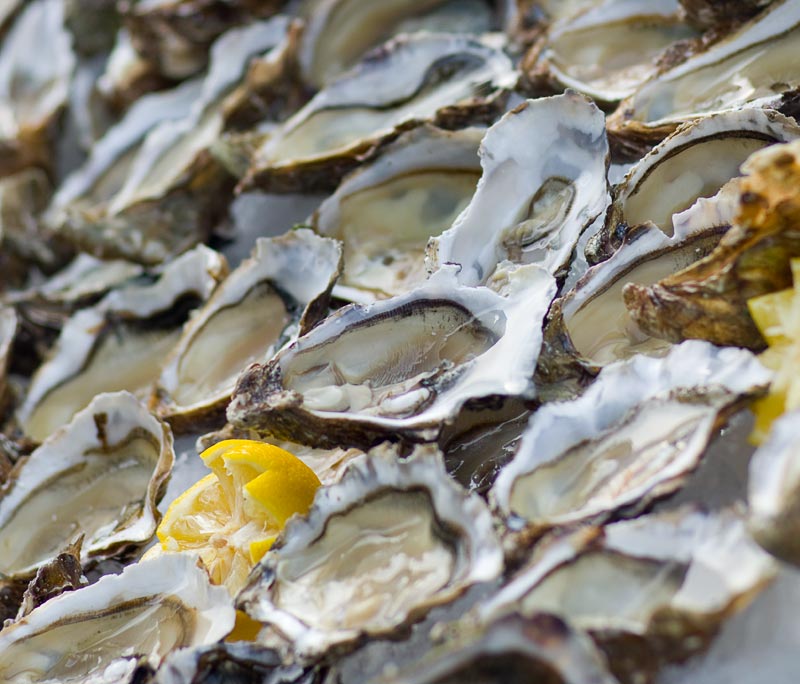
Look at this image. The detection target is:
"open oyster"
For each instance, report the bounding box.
[492,342,770,539]
[624,138,800,349]
[0,553,235,684]
[154,230,342,430]
[122,0,285,80]
[608,0,800,144]
[0,392,173,580]
[430,92,609,284]
[50,17,296,264]
[17,245,226,442]
[523,0,699,104]
[311,125,483,302]
[228,264,556,449]
[240,33,513,193]
[297,0,500,88]
[370,613,619,684]
[480,507,776,683]
[748,410,800,565]
[597,108,800,253]
[238,445,503,659]
[0,0,75,177]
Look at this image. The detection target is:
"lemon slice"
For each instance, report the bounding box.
[157,440,321,595]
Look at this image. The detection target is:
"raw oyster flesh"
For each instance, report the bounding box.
[3,2,800,683]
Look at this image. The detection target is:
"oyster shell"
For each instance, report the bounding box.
[679,0,775,29]
[0,391,173,579]
[430,92,609,285]
[492,342,770,539]
[228,264,556,449]
[481,507,776,683]
[748,410,800,565]
[523,0,699,104]
[17,245,226,442]
[311,125,483,302]
[51,17,296,264]
[237,444,503,659]
[0,306,16,412]
[623,138,800,349]
[370,613,619,684]
[240,33,513,193]
[0,553,235,684]
[598,108,800,251]
[154,230,342,430]
[0,0,75,177]
[298,0,499,88]
[608,0,800,144]
[122,0,285,80]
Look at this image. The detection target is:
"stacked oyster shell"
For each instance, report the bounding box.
[1,1,800,683]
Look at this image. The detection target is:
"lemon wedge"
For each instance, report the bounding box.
[747,258,800,444]
[157,440,321,595]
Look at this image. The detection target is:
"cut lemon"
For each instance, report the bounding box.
[157,440,321,595]
[748,258,800,444]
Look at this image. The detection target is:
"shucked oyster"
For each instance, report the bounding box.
[50,17,296,264]
[311,125,483,302]
[492,342,770,539]
[523,0,699,104]
[240,33,513,193]
[0,553,234,684]
[480,507,776,683]
[17,245,226,442]
[297,0,499,88]
[608,0,800,144]
[228,264,556,449]
[238,445,503,659]
[430,92,609,285]
[154,230,342,430]
[0,392,173,581]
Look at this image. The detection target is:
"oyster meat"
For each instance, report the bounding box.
[240,33,513,193]
[0,392,173,580]
[311,125,483,302]
[0,553,235,684]
[228,264,556,449]
[238,445,503,659]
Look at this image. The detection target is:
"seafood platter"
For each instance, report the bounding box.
[1,0,800,682]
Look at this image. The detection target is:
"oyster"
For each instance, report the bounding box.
[0,0,75,177]
[492,342,770,538]
[228,264,556,449]
[14,538,85,620]
[240,33,514,193]
[17,245,226,442]
[311,125,483,302]
[122,0,285,80]
[430,92,609,285]
[0,391,173,580]
[480,507,776,683]
[298,0,499,88]
[523,0,699,104]
[50,17,296,264]
[370,613,619,684]
[608,0,800,143]
[748,410,800,565]
[0,553,235,684]
[679,0,776,28]
[598,108,800,249]
[238,445,503,659]
[624,138,800,349]
[154,230,342,430]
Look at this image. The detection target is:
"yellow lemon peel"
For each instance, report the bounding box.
[157,440,321,595]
